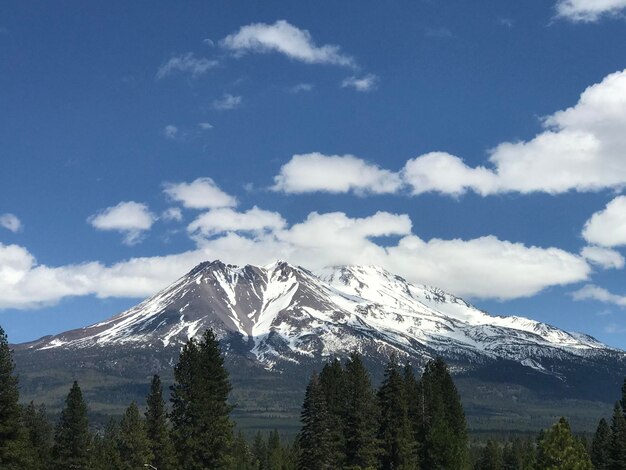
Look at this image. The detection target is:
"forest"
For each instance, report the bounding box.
[0,325,623,469]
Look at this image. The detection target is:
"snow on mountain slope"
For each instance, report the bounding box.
[25,260,617,372]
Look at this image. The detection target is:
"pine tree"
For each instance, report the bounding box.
[404,363,421,453]
[536,417,592,470]
[476,440,503,470]
[145,374,176,470]
[21,402,52,470]
[417,358,469,469]
[591,418,611,470]
[0,326,29,469]
[419,357,469,469]
[170,328,234,469]
[232,431,252,470]
[252,431,268,470]
[610,402,626,470]
[344,352,379,469]
[118,401,152,470]
[91,418,122,470]
[502,438,536,470]
[298,373,332,470]
[267,429,284,469]
[51,381,92,470]
[377,354,418,470]
[319,358,347,467]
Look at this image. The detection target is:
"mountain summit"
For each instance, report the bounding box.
[22,260,618,372]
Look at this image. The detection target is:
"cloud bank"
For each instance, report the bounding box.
[1,205,592,309]
[273,70,626,197]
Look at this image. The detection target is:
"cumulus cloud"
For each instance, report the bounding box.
[272,153,402,195]
[0,206,593,309]
[403,152,499,196]
[556,0,626,22]
[272,70,626,198]
[0,213,22,233]
[582,196,626,247]
[341,74,379,92]
[198,122,213,130]
[163,177,237,210]
[156,52,218,79]
[581,245,625,269]
[188,207,286,238]
[87,201,156,245]
[407,69,626,195]
[572,284,626,307]
[220,20,355,67]
[212,94,242,110]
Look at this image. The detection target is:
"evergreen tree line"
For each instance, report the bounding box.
[297,353,469,470]
[472,378,626,470]
[3,321,626,470]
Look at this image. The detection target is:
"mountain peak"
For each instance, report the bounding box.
[22,260,614,375]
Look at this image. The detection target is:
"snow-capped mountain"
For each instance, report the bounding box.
[21,260,620,374]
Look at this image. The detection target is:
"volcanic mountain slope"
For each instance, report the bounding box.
[13,260,626,431]
[20,260,622,372]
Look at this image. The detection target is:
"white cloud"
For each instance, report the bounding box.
[403,152,499,196]
[0,213,22,233]
[87,201,156,245]
[275,69,626,197]
[0,208,592,309]
[341,74,379,92]
[581,245,625,269]
[161,207,183,222]
[272,153,402,195]
[572,284,626,307]
[163,125,178,139]
[582,196,626,247]
[156,53,218,79]
[556,0,626,22]
[213,94,242,110]
[220,20,355,67]
[198,122,213,130]
[163,177,237,210]
[188,207,286,238]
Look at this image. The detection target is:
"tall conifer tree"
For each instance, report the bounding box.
[344,352,379,469]
[298,373,332,470]
[232,431,252,470]
[118,401,152,470]
[419,358,469,469]
[592,418,611,470]
[610,402,626,469]
[267,429,283,469]
[170,328,234,469]
[51,381,91,470]
[21,402,52,470]
[319,358,347,467]
[377,354,418,470]
[476,440,503,470]
[536,417,592,469]
[145,374,176,470]
[91,418,122,470]
[0,326,29,469]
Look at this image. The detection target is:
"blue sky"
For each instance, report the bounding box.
[3,0,626,346]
